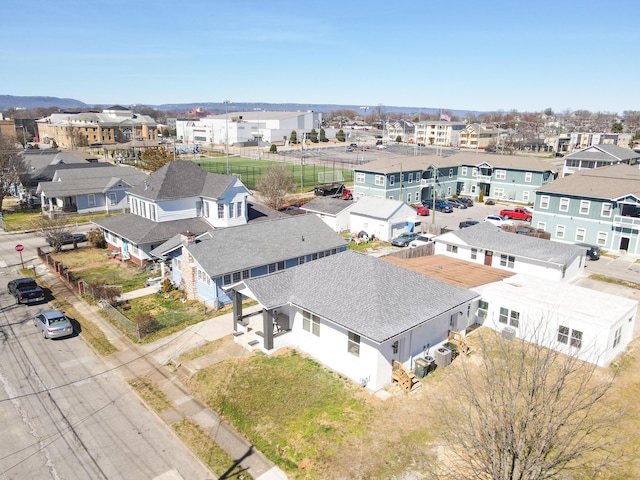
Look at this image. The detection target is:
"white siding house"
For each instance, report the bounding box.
[349,196,420,241]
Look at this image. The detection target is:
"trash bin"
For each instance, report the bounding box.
[414,358,429,379]
[443,342,458,359]
[424,355,435,374]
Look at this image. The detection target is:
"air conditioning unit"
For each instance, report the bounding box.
[434,347,452,368]
[502,327,516,341]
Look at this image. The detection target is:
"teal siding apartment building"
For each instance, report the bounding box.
[533,164,640,255]
[352,152,557,205]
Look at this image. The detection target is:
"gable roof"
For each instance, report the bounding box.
[127,161,238,201]
[536,163,640,199]
[564,144,640,163]
[37,165,147,196]
[93,214,212,245]
[349,196,415,220]
[356,153,460,174]
[453,152,556,172]
[20,162,114,189]
[301,197,354,216]
[438,222,583,265]
[239,250,478,343]
[185,215,347,277]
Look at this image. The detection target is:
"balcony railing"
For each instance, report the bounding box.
[476,175,492,183]
[614,215,640,230]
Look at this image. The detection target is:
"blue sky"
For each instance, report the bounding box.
[1,0,638,114]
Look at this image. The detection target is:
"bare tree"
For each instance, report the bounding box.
[29,215,73,252]
[0,134,28,212]
[255,163,295,211]
[435,326,624,480]
[140,147,172,171]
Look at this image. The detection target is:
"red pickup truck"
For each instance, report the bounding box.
[499,208,532,221]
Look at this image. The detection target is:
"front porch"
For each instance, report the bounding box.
[231,292,292,353]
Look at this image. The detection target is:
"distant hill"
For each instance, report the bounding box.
[0,95,88,110]
[0,95,476,118]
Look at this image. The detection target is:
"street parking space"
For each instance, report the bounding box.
[422,200,517,232]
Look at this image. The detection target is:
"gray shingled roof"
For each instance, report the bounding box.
[187,214,347,277]
[37,165,147,196]
[240,250,478,344]
[127,161,236,201]
[536,163,640,199]
[93,214,211,245]
[301,197,354,216]
[454,152,556,172]
[564,144,640,163]
[349,196,413,220]
[439,222,583,265]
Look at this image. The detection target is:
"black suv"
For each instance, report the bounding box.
[8,278,46,304]
[577,243,601,260]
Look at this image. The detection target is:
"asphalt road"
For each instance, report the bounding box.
[0,233,213,479]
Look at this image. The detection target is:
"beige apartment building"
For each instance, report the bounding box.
[459,123,499,149]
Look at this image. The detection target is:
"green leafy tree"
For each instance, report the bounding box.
[269,143,277,153]
[290,130,298,144]
[255,164,295,210]
[87,228,106,248]
[50,139,58,149]
[395,135,402,143]
[319,128,327,142]
[309,128,318,143]
[336,129,345,142]
[611,122,624,133]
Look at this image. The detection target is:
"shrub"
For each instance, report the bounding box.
[269,143,277,153]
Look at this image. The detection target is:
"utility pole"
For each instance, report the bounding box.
[224,100,231,174]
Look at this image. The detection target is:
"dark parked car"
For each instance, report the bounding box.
[391,232,419,247]
[459,220,479,229]
[33,310,74,339]
[446,198,467,209]
[8,278,46,304]
[46,233,87,246]
[484,199,496,205]
[458,197,474,207]
[423,199,453,213]
[577,243,601,260]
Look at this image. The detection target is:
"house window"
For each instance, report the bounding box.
[203,201,209,218]
[415,192,420,203]
[601,203,612,217]
[500,254,515,268]
[347,331,360,357]
[509,310,520,328]
[596,231,607,246]
[558,325,569,344]
[277,261,285,271]
[236,202,242,218]
[389,176,395,186]
[461,166,468,176]
[556,224,565,239]
[233,271,242,282]
[570,329,583,349]
[559,198,570,212]
[302,310,320,337]
[471,248,477,260]
[108,192,117,205]
[299,256,306,264]
[392,340,399,354]
[151,204,157,221]
[408,173,413,183]
[522,191,530,202]
[356,172,365,183]
[407,193,411,203]
[477,300,489,320]
[537,221,546,232]
[493,188,505,198]
[579,200,590,215]
[218,204,224,219]
[88,194,96,207]
[446,244,458,253]
[575,228,586,242]
[524,172,532,183]
[495,170,506,180]
[540,196,550,209]
[449,168,453,178]
[268,263,276,273]
[375,175,385,186]
[242,270,249,279]
[499,307,509,324]
[613,326,622,348]
[472,168,478,177]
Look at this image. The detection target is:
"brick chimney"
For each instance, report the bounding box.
[181,230,196,244]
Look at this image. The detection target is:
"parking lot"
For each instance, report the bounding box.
[419,199,520,232]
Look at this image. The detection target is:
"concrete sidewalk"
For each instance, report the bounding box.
[40,269,287,480]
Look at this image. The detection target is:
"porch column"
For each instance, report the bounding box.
[232,290,243,332]
[263,309,274,350]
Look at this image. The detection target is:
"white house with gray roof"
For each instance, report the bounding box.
[434,222,586,282]
[348,196,420,241]
[37,164,147,214]
[533,164,640,255]
[562,144,640,177]
[93,161,257,264]
[301,197,354,232]
[228,251,480,391]
[475,273,636,367]
[152,215,347,308]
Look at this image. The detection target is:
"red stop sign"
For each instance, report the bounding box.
[15,244,24,252]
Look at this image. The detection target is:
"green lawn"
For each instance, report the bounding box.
[0,209,120,232]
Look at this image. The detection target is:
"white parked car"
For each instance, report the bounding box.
[409,234,436,248]
[484,215,514,227]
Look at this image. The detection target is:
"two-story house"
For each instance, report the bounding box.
[533,164,640,255]
[93,160,256,264]
[562,144,640,177]
[458,123,498,150]
[351,152,557,205]
[413,121,466,147]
